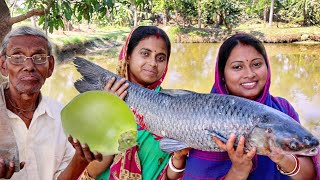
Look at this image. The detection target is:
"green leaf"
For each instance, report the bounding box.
[38,16,45,25]
[49,24,54,33]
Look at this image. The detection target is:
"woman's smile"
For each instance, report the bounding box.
[241,81,257,89]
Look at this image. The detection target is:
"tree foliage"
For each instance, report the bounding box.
[1,0,320,43]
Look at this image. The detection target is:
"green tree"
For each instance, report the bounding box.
[213,0,242,32]
[284,0,320,26]
[0,0,111,43]
[172,0,197,27]
[152,0,174,26]
[0,0,53,44]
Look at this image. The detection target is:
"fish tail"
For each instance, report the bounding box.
[74,80,101,93]
[73,57,112,92]
[73,57,105,83]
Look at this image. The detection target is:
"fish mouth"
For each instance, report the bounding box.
[280,137,319,156]
[297,147,319,156]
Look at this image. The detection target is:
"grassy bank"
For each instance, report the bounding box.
[166,23,320,43]
[41,23,320,63]
[49,26,130,62]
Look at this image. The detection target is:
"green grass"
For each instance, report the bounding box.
[12,21,130,48]
[234,21,320,42]
[12,20,320,45]
[50,29,129,49]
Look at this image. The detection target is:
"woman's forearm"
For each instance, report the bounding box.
[289,156,315,180]
[58,155,89,180]
[166,155,187,180]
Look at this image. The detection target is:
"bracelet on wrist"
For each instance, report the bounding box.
[277,154,300,177]
[168,156,185,173]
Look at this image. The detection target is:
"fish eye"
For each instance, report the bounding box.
[289,140,300,151]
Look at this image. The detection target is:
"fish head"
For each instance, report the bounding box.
[247,109,319,156]
[118,130,137,152]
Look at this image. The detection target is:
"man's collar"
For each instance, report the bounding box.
[2,82,55,120]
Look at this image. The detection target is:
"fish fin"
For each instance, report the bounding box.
[73,57,118,92]
[205,129,228,144]
[206,129,249,151]
[74,80,100,93]
[159,138,189,154]
[160,89,194,96]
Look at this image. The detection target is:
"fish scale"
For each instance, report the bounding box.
[73,57,319,156]
[133,85,254,150]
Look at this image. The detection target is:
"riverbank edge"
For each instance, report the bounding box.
[55,26,320,62]
[166,26,320,43]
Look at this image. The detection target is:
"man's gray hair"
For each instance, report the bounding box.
[0,26,52,55]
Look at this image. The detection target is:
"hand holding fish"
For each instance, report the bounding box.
[0,159,24,179]
[166,148,191,179]
[68,135,103,163]
[104,77,129,99]
[173,148,191,160]
[213,133,256,179]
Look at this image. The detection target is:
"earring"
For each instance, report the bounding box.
[224,84,229,94]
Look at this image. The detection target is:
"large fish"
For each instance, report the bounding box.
[73,57,319,156]
[0,92,20,172]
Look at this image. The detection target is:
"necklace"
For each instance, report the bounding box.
[5,91,38,120]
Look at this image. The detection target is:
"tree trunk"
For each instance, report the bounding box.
[63,17,73,31]
[263,5,268,25]
[303,0,308,26]
[131,0,138,27]
[197,0,202,28]
[163,9,168,26]
[175,11,179,26]
[222,14,232,33]
[0,0,11,83]
[268,0,275,27]
[0,0,12,44]
[216,13,223,27]
[183,17,186,28]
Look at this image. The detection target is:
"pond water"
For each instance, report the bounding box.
[42,43,320,138]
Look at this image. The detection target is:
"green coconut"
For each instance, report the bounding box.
[61,91,137,155]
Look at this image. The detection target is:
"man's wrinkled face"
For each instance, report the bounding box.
[1,35,54,95]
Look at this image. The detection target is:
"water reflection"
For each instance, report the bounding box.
[43,43,320,138]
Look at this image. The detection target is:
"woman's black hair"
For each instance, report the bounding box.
[127,26,171,59]
[218,33,267,75]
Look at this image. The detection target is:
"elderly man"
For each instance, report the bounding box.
[0,26,100,179]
